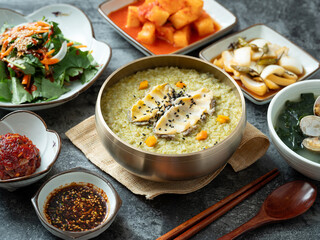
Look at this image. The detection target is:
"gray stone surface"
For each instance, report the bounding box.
[0,0,320,239]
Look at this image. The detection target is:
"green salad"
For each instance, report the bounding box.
[0,20,98,104]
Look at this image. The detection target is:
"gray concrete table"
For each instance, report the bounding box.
[0,0,319,239]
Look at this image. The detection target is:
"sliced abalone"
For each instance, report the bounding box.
[130,83,174,124]
[154,88,215,136]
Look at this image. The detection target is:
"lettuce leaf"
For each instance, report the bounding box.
[53,47,93,81]
[81,67,98,84]
[41,77,68,99]
[0,80,12,102]
[11,77,33,104]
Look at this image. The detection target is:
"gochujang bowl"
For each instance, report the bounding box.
[31,168,122,240]
[95,55,246,181]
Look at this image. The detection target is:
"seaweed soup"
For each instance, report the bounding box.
[275,93,320,163]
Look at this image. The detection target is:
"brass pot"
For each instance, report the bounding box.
[95,55,246,181]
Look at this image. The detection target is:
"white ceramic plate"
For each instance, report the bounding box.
[98,0,236,56]
[0,111,61,191]
[199,24,320,105]
[0,4,112,110]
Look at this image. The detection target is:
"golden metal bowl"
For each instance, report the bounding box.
[95,55,246,181]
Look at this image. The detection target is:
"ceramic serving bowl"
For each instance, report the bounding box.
[95,55,246,181]
[0,4,111,111]
[0,111,61,191]
[31,167,122,240]
[267,80,320,180]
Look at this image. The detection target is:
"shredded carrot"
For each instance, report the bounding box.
[139,80,149,90]
[196,130,208,140]
[21,74,31,85]
[0,35,9,45]
[74,45,87,49]
[1,40,8,53]
[145,136,157,147]
[1,45,14,58]
[41,58,59,65]
[45,64,49,70]
[44,37,51,45]
[176,81,186,88]
[36,21,50,27]
[34,29,49,33]
[216,115,230,124]
[67,42,74,47]
[46,49,55,57]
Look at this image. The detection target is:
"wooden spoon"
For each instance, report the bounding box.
[218,180,317,240]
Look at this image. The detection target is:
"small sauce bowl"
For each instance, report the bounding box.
[31,167,122,240]
[0,110,61,191]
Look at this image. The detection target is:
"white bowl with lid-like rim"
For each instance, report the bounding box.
[267,80,320,180]
[0,110,61,191]
[31,167,122,240]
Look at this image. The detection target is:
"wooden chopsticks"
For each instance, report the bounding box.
[157,169,280,240]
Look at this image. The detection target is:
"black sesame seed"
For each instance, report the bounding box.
[138,106,141,109]
[159,128,161,130]
[142,133,146,136]
[182,137,185,140]
[139,142,142,145]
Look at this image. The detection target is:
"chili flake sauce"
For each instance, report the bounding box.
[0,133,41,180]
[44,183,108,232]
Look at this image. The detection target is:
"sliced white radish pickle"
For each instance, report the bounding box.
[279,55,303,75]
[260,65,285,80]
[240,74,267,96]
[221,50,234,73]
[266,74,296,86]
[233,47,251,66]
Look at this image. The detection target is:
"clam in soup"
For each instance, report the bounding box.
[276,93,320,163]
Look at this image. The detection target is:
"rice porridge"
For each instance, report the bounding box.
[101,67,242,154]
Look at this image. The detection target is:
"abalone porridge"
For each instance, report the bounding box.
[101,67,242,154]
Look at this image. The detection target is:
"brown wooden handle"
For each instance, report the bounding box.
[217,209,273,240]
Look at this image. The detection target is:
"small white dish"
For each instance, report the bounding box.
[31,168,122,240]
[267,80,320,180]
[0,111,61,191]
[199,24,320,105]
[99,0,236,55]
[0,4,112,110]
